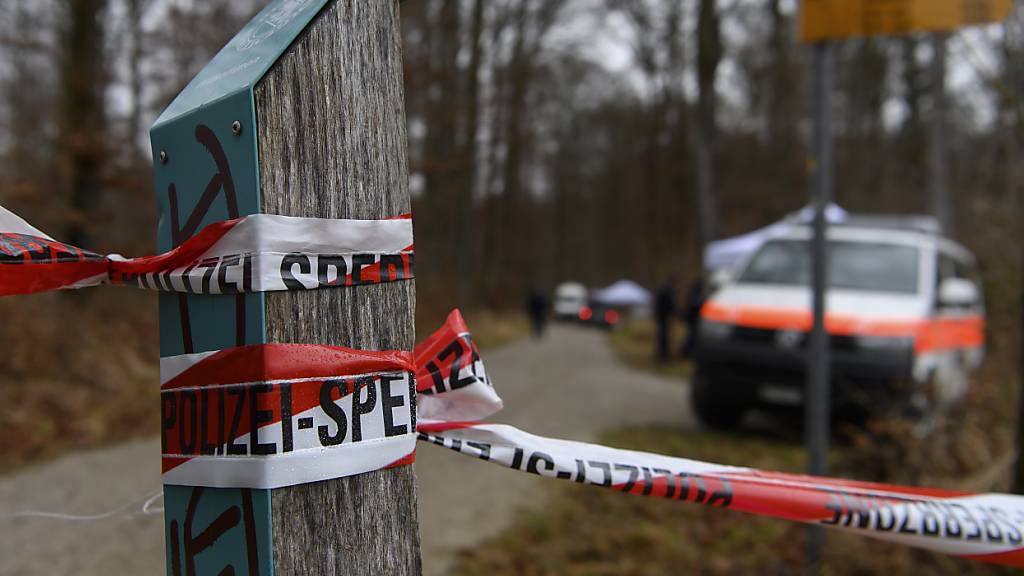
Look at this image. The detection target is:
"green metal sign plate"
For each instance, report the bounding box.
[154,0,329,130]
[163,486,273,575]
[151,1,330,574]
[152,92,264,356]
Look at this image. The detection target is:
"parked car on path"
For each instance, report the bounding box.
[693,215,985,429]
[554,282,587,321]
[577,301,621,330]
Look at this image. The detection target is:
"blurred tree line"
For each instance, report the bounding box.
[400,0,1023,315]
[0,0,263,466]
[1,0,1021,307]
[0,0,1021,465]
[0,0,264,254]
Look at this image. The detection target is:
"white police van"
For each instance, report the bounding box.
[693,216,985,428]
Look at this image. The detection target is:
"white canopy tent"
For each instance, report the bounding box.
[703,203,848,271]
[591,279,652,308]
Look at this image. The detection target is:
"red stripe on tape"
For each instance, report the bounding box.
[161,344,413,390]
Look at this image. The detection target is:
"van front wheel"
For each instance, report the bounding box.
[691,369,744,429]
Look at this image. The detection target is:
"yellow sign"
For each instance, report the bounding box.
[801,0,1015,42]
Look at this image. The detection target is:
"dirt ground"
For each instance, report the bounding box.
[0,323,692,575]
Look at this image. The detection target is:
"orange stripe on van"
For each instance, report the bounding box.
[700,302,984,353]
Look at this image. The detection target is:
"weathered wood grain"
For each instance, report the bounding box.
[255,1,421,574]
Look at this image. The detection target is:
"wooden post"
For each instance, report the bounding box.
[256,1,421,573]
[151,1,420,574]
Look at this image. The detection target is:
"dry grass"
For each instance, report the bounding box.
[608,317,693,381]
[0,290,160,473]
[417,306,531,351]
[459,310,531,350]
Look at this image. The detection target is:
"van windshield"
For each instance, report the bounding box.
[737,239,920,294]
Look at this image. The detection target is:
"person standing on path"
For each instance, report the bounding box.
[654,277,676,363]
[527,287,548,338]
[681,276,708,359]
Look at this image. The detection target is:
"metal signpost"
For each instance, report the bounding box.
[151,1,420,574]
[805,41,833,572]
[799,0,1014,571]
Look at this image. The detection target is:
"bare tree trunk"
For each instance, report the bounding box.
[483,0,564,303]
[126,0,147,159]
[767,0,795,145]
[61,0,108,248]
[479,16,508,306]
[488,0,531,302]
[422,0,461,285]
[456,0,486,306]
[902,36,923,129]
[696,0,721,253]
[6,3,54,217]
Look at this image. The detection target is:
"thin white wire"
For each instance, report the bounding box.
[141,491,164,515]
[6,490,163,522]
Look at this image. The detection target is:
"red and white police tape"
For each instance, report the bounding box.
[4,200,1024,566]
[416,310,1024,567]
[418,424,1024,566]
[0,204,413,296]
[153,310,499,489]
[159,344,417,489]
[414,308,502,422]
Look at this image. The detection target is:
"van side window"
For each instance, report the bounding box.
[953,259,975,282]
[938,254,957,282]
